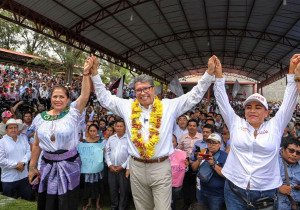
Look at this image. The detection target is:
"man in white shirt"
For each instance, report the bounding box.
[89,56,216,210]
[173,115,188,141]
[39,82,49,110]
[0,119,32,200]
[213,54,300,209]
[105,120,130,210]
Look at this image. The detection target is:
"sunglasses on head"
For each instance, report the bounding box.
[286,148,300,156]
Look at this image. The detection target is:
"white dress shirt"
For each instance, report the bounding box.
[214,74,298,190]
[105,133,130,169]
[91,72,214,158]
[0,134,31,182]
[173,124,188,141]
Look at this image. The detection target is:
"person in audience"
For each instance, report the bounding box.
[278,138,300,209]
[105,120,130,210]
[173,115,188,141]
[170,134,188,210]
[82,124,105,210]
[0,119,32,200]
[197,133,227,210]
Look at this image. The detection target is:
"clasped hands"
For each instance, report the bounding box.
[83,55,100,76]
[206,53,300,77]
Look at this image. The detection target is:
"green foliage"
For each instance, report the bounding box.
[0,10,22,50]
[100,61,135,85]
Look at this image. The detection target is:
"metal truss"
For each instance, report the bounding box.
[122,29,299,58]
[70,0,151,33]
[148,51,283,78]
[257,66,288,89]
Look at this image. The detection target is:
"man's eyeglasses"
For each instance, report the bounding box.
[286,148,300,156]
[135,86,153,94]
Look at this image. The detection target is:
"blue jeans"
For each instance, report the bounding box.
[224,180,277,210]
[2,177,33,200]
[199,191,225,210]
[196,189,202,203]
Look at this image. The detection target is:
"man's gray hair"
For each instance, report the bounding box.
[133,74,154,87]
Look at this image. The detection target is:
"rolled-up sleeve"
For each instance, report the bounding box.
[91,74,131,118]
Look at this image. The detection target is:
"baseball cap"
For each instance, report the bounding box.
[243,93,268,110]
[207,133,221,143]
[1,111,13,118]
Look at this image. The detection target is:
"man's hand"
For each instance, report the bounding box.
[214,56,223,78]
[207,55,217,75]
[289,54,300,74]
[109,165,116,172]
[295,62,300,76]
[207,157,215,166]
[115,166,123,173]
[16,162,25,172]
[279,185,292,195]
[91,55,100,76]
[125,169,130,178]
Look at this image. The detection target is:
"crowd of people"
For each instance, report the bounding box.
[0,54,300,210]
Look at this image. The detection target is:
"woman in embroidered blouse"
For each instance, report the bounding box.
[28,56,93,210]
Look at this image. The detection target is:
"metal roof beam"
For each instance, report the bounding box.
[257,66,288,89]
[253,14,300,78]
[122,29,299,57]
[201,0,213,55]
[153,0,194,74]
[70,0,151,33]
[222,0,230,63]
[232,0,256,66]
[148,51,274,78]
[128,2,185,77]
[178,0,205,65]
[242,1,283,78]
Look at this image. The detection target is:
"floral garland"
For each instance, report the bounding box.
[131,97,163,159]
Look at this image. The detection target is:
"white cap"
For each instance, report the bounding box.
[207,133,222,143]
[5,119,23,131]
[243,93,268,110]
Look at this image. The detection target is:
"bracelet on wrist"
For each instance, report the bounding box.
[82,72,91,76]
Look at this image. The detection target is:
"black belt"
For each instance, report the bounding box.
[131,156,169,163]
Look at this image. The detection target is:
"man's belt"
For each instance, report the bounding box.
[131,155,169,163]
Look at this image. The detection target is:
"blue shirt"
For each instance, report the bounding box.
[200,150,227,197]
[278,155,300,209]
